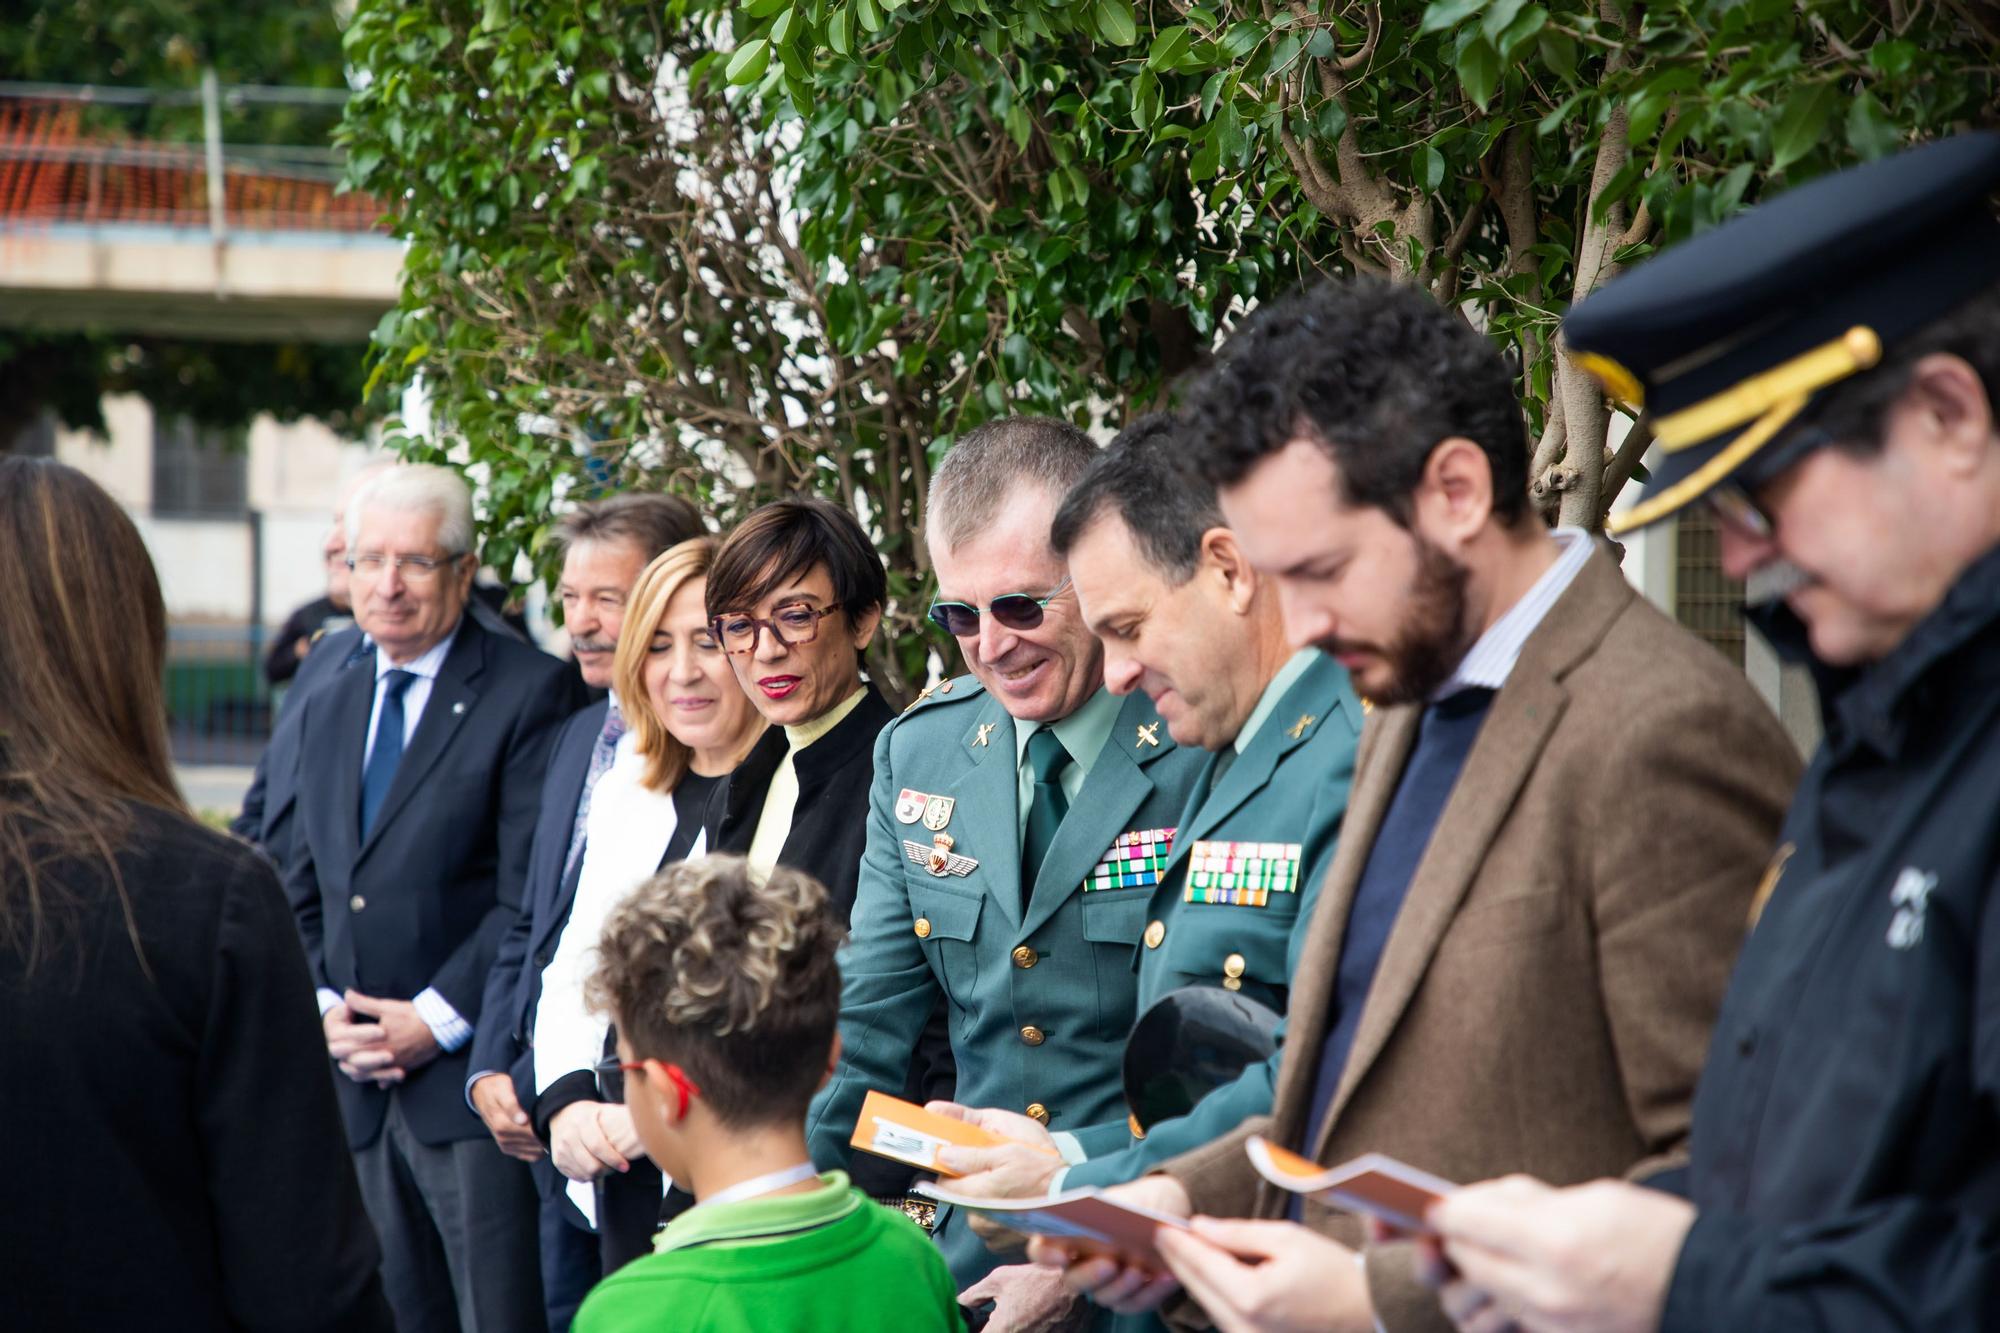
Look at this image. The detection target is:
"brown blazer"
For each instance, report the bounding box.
[1165,547,1802,1332]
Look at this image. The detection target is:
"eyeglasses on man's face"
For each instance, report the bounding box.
[927,574,1073,638]
[708,603,840,656]
[346,551,467,583]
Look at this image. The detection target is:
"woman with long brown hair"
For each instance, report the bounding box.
[0,458,392,1331]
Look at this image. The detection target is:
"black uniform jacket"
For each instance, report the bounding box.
[1664,542,2000,1330]
[284,613,581,1150]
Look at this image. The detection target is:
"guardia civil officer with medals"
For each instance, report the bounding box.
[1422,133,2000,1332]
[804,418,1207,1310]
[918,416,1364,1329]
[925,416,1363,1200]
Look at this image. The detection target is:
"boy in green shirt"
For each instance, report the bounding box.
[574,855,965,1333]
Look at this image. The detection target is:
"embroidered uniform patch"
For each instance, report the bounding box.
[1184,840,1303,907]
[1084,827,1177,891]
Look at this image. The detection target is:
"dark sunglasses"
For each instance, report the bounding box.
[927,574,1073,637]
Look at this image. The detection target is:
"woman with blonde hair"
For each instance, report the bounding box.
[0,458,393,1330]
[528,534,765,1273]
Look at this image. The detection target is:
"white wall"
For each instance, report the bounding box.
[53,393,384,628]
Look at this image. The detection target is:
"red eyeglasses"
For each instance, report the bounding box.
[594,1056,703,1118]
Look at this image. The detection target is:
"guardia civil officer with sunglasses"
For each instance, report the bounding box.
[1421,133,2000,1333]
[805,418,1205,1311]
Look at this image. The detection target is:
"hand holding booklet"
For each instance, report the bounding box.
[846,1091,1061,1177]
[912,1180,1192,1269]
[1244,1135,1457,1237]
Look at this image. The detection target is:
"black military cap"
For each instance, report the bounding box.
[1564,132,2000,534]
[1121,985,1280,1136]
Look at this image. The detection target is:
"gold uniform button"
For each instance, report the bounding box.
[349,895,366,912]
[1223,952,1247,978]
[914,917,932,938]
[1025,1103,1050,1124]
[1020,1025,1046,1046]
[1143,919,1165,949]
[1012,945,1038,969]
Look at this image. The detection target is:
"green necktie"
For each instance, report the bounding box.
[1022,727,1073,911]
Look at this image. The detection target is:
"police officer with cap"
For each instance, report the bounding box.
[1420,131,2000,1331]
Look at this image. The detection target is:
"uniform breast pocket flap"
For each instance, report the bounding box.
[1081,890,1151,945]
[908,883,982,943]
[1161,902,1294,981]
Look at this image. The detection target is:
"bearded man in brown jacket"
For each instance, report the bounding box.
[1037,277,1802,1333]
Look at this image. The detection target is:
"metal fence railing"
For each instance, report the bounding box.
[0,77,384,235]
[166,624,273,766]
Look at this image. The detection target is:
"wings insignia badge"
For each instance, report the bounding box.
[904,832,979,878]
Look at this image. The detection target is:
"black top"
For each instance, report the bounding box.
[0,802,392,1331]
[1664,542,2000,1330]
[706,685,897,922]
[668,769,723,864]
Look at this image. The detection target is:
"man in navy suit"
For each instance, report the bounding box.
[286,465,584,1333]
[465,494,700,1332]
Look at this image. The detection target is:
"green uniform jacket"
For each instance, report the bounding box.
[1065,652,1363,1183]
[806,679,1206,1286]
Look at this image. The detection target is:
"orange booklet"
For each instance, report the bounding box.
[914,1180,1191,1269]
[1245,1135,1456,1237]
[847,1091,1059,1178]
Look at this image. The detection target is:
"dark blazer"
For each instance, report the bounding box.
[232,625,371,858]
[285,613,581,1149]
[470,697,606,1111]
[3,804,393,1332]
[706,684,896,921]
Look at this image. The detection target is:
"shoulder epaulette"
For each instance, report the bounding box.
[899,673,985,715]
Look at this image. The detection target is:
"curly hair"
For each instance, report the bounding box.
[1185,277,1531,527]
[585,855,845,1128]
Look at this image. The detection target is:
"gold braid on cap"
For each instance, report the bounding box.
[1605,326,1883,535]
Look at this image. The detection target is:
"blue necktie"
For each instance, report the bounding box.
[360,670,417,838]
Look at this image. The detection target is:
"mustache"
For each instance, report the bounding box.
[572,636,616,654]
[1745,561,1813,607]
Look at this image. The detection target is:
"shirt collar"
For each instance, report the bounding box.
[1433,528,1593,700]
[1014,683,1122,773]
[785,686,867,752]
[1233,649,1319,755]
[375,616,462,682]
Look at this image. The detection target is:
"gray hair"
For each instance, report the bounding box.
[926,416,1098,552]
[1050,414,1219,583]
[345,464,476,555]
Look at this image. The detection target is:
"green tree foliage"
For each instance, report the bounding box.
[341,0,1997,689]
[0,2,366,448]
